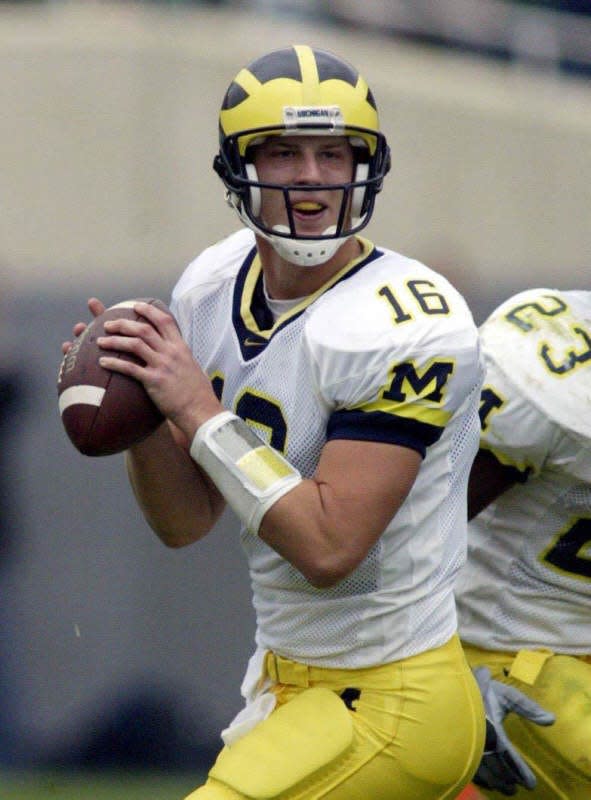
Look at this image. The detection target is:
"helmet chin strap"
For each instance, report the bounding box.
[227,190,354,267]
[264,227,346,267]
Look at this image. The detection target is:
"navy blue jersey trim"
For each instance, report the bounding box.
[326,408,443,458]
[251,269,274,331]
[345,245,383,279]
[232,247,266,360]
[233,244,384,362]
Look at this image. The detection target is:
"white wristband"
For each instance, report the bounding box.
[190,411,302,535]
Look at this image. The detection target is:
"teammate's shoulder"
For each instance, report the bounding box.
[481,287,591,347]
[172,228,255,302]
[481,287,591,440]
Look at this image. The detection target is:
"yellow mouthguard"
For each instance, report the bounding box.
[294,202,323,211]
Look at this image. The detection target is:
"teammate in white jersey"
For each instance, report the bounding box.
[457,288,591,798]
[61,45,527,799]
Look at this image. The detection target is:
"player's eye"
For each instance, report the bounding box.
[273,147,296,159]
[321,145,348,162]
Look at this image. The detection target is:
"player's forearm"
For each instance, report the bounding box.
[126,421,225,547]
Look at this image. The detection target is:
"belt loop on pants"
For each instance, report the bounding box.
[508,649,553,686]
[265,652,310,687]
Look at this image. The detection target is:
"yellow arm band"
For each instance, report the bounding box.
[190,411,302,535]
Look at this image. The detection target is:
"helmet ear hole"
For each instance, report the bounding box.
[351,162,369,219]
[245,163,261,217]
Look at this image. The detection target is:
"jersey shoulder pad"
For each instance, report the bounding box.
[480,288,591,441]
[307,250,476,351]
[172,228,255,303]
[303,252,481,413]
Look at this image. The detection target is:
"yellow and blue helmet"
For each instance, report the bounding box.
[213,45,391,266]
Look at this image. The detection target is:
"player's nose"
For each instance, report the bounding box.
[295,150,323,183]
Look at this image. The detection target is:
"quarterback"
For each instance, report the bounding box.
[65,46,495,798]
[457,288,591,798]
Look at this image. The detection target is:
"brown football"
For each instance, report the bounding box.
[57,298,172,456]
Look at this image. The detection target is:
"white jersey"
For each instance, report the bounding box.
[456,288,591,654]
[172,228,483,668]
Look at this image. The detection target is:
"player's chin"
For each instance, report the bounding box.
[291,216,334,237]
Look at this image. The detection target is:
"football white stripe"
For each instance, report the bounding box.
[59,385,105,413]
[107,300,140,310]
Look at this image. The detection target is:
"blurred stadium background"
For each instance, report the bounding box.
[1,0,589,797]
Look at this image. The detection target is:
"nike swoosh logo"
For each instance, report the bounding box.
[244,337,267,347]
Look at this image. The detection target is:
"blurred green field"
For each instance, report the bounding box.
[0,770,205,800]
[0,771,486,799]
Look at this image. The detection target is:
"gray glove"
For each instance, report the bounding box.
[473,666,555,796]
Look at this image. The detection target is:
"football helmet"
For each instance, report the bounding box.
[213,45,391,266]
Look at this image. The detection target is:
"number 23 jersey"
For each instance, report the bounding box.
[172,228,483,667]
[456,288,591,654]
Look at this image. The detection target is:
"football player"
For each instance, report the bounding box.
[63,46,536,799]
[457,288,591,798]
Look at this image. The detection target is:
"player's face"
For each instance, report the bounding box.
[252,135,355,237]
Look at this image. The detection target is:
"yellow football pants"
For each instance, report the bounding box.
[185,635,485,800]
[462,644,591,800]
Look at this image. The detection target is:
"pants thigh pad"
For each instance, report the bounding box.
[210,687,354,799]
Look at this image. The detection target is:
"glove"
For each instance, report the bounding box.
[473,666,555,796]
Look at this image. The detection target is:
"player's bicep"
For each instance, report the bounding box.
[315,437,422,535]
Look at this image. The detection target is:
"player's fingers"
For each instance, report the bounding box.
[98,353,143,380]
[101,321,165,358]
[503,745,537,788]
[88,297,106,317]
[62,320,88,353]
[473,666,492,693]
[513,700,555,726]
[97,333,154,365]
[500,686,555,725]
[133,301,179,340]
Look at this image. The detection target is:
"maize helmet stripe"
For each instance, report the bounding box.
[295,44,320,100]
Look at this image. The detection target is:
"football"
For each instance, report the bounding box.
[57,298,172,456]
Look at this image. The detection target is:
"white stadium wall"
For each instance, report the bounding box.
[1,2,589,302]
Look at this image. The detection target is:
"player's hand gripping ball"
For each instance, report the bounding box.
[57,299,171,456]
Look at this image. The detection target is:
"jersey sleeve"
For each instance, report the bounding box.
[170,229,256,341]
[479,299,591,481]
[303,265,483,457]
[479,288,591,444]
[478,354,558,476]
